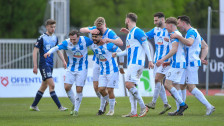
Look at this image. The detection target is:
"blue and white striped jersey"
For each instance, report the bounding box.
[146,27,170,63]
[185,28,202,67]
[91,43,119,75]
[88,26,119,64]
[57,36,93,72]
[169,31,186,68]
[35,33,58,68]
[126,27,148,66]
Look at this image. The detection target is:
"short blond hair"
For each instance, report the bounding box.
[94,17,105,27]
[165,17,177,25]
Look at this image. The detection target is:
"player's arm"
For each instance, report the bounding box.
[145,28,155,40]
[200,39,209,65]
[102,31,123,46]
[80,26,99,34]
[135,28,154,69]
[170,32,194,46]
[33,47,39,74]
[115,48,125,74]
[56,50,67,69]
[157,41,178,66]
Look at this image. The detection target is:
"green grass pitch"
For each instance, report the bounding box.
[0,96,223,126]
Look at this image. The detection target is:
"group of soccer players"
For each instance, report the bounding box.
[29,12,215,117]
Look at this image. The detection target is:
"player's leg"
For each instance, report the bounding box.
[106,88,115,116]
[186,66,215,115]
[97,75,108,115]
[165,68,188,115]
[30,81,48,111]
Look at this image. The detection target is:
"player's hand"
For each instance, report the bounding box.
[170,32,179,39]
[162,62,170,67]
[201,59,208,65]
[120,28,129,34]
[44,53,50,58]
[90,29,99,34]
[33,66,38,74]
[102,38,110,43]
[63,61,67,69]
[112,53,117,57]
[164,37,169,42]
[119,68,125,74]
[156,59,164,67]
[148,61,154,69]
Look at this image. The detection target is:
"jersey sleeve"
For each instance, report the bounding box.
[55,37,59,45]
[107,43,118,52]
[57,40,68,50]
[34,35,43,48]
[134,28,147,45]
[88,26,96,30]
[108,30,119,40]
[84,36,93,47]
[186,29,197,40]
[145,28,155,40]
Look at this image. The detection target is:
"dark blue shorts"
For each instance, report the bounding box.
[39,66,53,81]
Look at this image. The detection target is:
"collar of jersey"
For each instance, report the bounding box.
[103,28,109,37]
[129,27,136,33]
[186,27,193,33]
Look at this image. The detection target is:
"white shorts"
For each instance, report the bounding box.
[98,72,119,88]
[153,65,170,77]
[64,70,87,87]
[125,64,144,85]
[165,68,185,83]
[92,62,100,81]
[184,66,199,84]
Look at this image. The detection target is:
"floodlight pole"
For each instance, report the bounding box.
[206,6,212,96]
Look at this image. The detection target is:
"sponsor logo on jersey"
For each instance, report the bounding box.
[73,51,83,58]
[99,54,107,61]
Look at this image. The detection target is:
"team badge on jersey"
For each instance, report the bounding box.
[99,54,107,61]
[73,51,83,58]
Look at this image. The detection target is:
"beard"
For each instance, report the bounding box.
[125,23,129,30]
[157,21,162,27]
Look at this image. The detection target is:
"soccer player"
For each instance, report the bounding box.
[90,27,124,116]
[30,19,68,111]
[44,30,94,116]
[156,17,188,116]
[144,12,171,114]
[80,17,123,112]
[116,12,154,117]
[170,15,215,116]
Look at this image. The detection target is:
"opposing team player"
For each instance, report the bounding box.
[115,13,154,117]
[170,15,215,116]
[30,19,68,111]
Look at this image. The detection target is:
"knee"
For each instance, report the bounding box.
[76,87,83,93]
[64,84,71,92]
[49,84,55,90]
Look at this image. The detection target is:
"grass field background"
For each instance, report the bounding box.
[0,96,223,126]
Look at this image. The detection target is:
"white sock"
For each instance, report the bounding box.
[96,91,101,99]
[176,90,182,111]
[129,87,145,109]
[152,82,161,103]
[66,89,75,107]
[109,98,115,111]
[99,95,109,111]
[159,84,168,104]
[170,87,183,104]
[191,88,212,109]
[75,92,83,112]
[181,89,186,102]
[128,91,137,115]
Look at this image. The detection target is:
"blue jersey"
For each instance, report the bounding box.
[185,28,202,67]
[126,27,148,66]
[57,36,93,72]
[91,42,119,75]
[35,33,58,68]
[146,27,170,63]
